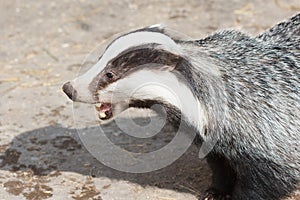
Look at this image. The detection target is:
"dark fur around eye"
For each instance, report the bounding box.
[106,72,114,79]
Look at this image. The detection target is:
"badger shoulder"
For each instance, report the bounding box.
[193,20,299,73]
[194,13,300,54]
[256,13,300,49]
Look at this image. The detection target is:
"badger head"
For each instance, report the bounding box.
[62,25,210,133]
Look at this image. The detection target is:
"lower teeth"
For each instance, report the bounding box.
[99,112,106,118]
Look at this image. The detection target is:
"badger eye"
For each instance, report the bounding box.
[105,72,114,79]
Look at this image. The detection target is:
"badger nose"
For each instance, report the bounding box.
[62,81,77,101]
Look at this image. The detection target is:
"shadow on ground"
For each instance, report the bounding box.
[0,117,211,197]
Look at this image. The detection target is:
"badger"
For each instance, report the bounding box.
[63,13,300,200]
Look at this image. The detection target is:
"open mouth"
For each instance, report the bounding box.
[94,103,113,120]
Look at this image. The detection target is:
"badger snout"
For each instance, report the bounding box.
[62,81,77,101]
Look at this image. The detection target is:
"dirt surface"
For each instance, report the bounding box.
[0,0,299,200]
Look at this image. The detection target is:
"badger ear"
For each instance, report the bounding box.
[160,64,177,71]
[157,53,184,72]
[144,24,166,34]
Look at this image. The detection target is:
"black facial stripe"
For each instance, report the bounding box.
[89,47,185,97]
[129,99,162,109]
[109,47,181,71]
[109,43,160,64]
[129,99,182,125]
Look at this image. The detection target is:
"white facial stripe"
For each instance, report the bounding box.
[99,70,207,131]
[71,30,181,103]
[83,31,180,80]
[70,77,94,103]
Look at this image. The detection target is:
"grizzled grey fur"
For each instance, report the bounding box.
[174,13,300,200]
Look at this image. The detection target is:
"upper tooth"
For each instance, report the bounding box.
[94,103,102,112]
[94,107,99,113]
[95,103,102,107]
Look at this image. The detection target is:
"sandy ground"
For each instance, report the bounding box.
[0,0,299,199]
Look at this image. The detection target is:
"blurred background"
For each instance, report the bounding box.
[0,1,299,199]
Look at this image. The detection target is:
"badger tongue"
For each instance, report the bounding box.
[95,103,113,120]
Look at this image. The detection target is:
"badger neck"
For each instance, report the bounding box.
[174,43,229,142]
